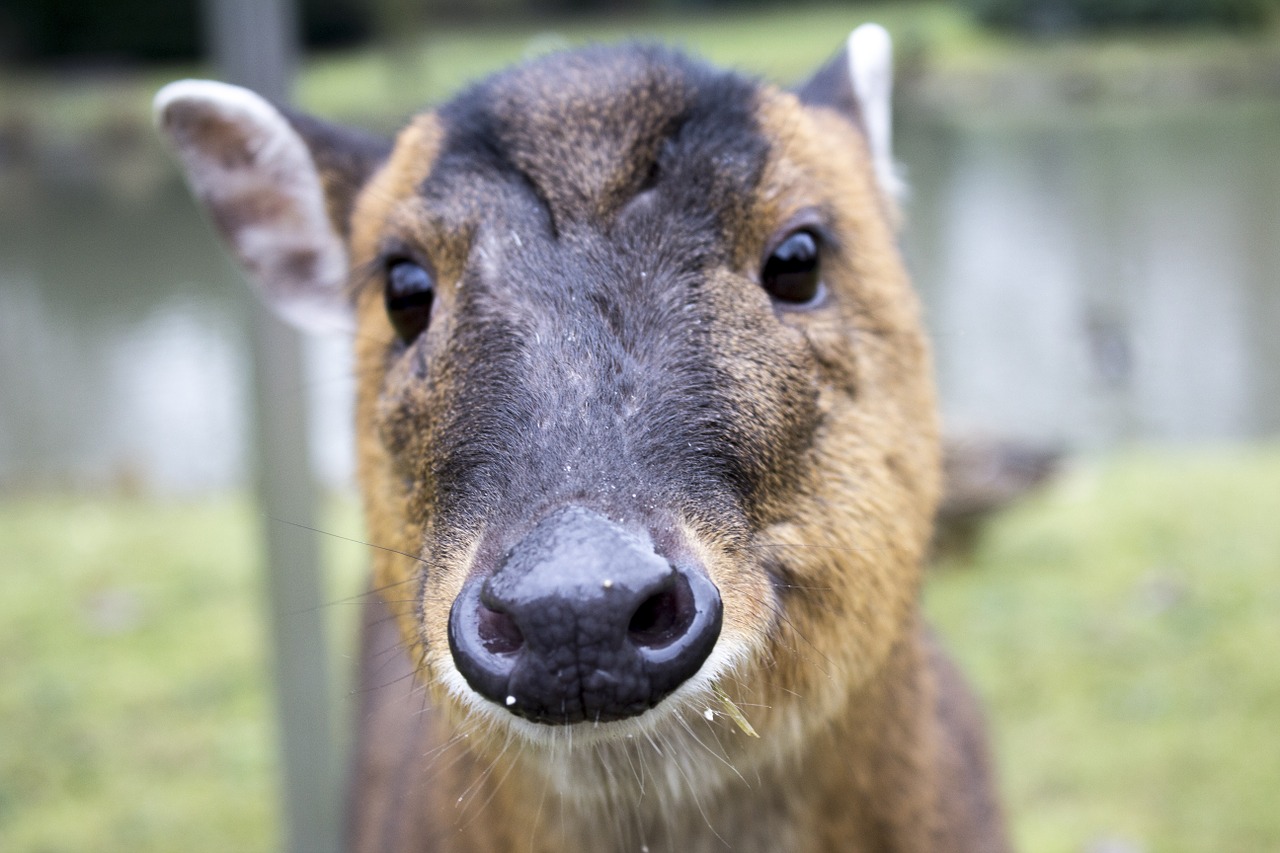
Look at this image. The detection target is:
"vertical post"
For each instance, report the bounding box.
[201,3,339,853]
[1244,115,1280,435]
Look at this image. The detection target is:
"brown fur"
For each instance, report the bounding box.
[341,83,1004,852]
[160,44,1009,853]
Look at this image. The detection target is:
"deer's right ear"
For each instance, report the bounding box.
[796,24,902,203]
[155,80,391,333]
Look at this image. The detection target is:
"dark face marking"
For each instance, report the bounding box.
[375,45,821,568]
[282,110,394,238]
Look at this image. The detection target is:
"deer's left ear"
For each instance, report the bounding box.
[155,80,391,333]
[796,23,902,201]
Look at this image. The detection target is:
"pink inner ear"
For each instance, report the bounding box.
[155,80,354,334]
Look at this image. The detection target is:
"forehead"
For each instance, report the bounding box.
[417,44,770,234]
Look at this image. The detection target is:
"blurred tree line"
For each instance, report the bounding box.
[964,0,1278,34]
[2,0,1277,65]
[2,0,860,65]
[0,0,371,63]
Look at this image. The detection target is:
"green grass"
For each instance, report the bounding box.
[0,496,368,853]
[1,445,1278,851]
[927,445,1280,852]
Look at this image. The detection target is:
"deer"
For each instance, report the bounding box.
[156,23,1009,852]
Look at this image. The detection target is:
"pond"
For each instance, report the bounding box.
[1,97,1277,494]
[902,99,1280,449]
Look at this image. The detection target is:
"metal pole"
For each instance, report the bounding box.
[201,2,339,852]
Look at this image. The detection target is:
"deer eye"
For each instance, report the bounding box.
[762,230,823,306]
[385,260,435,344]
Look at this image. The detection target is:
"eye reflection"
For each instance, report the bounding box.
[384,260,435,344]
[762,230,822,305]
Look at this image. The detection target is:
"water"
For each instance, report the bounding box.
[0,178,354,494]
[902,99,1280,447]
[1,99,1277,494]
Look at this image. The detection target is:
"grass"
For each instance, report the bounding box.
[1,445,1278,851]
[927,445,1280,852]
[0,496,368,853]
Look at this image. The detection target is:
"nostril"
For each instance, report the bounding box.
[629,590,676,645]
[453,508,724,723]
[628,574,695,649]
[477,605,523,655]
[449,581,520,711]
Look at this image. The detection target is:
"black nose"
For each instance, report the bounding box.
[448,506,722,724]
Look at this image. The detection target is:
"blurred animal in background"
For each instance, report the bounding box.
[935,433,1062,559]
[157,23,1010,852]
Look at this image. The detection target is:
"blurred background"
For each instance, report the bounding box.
[1,1,1277,851]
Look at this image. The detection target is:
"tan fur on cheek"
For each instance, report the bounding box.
[415,535,485,715]
[348,116,446,661]
[733,90,941,743]
[679,517,776,668]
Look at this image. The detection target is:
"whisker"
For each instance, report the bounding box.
[677,710,746,785]
[622,734,645,798]
[529,737,551,853]
[353,665,421,696]
[268,515,426,563]
[661,727,730,850]
[753,541,890,554]
[419,728,468,765]
[456,730,518,826]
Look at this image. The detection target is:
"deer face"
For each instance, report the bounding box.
[158,31,938,769]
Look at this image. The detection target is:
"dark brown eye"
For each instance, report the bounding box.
[385,259,434,344]
[762,230,822,305]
